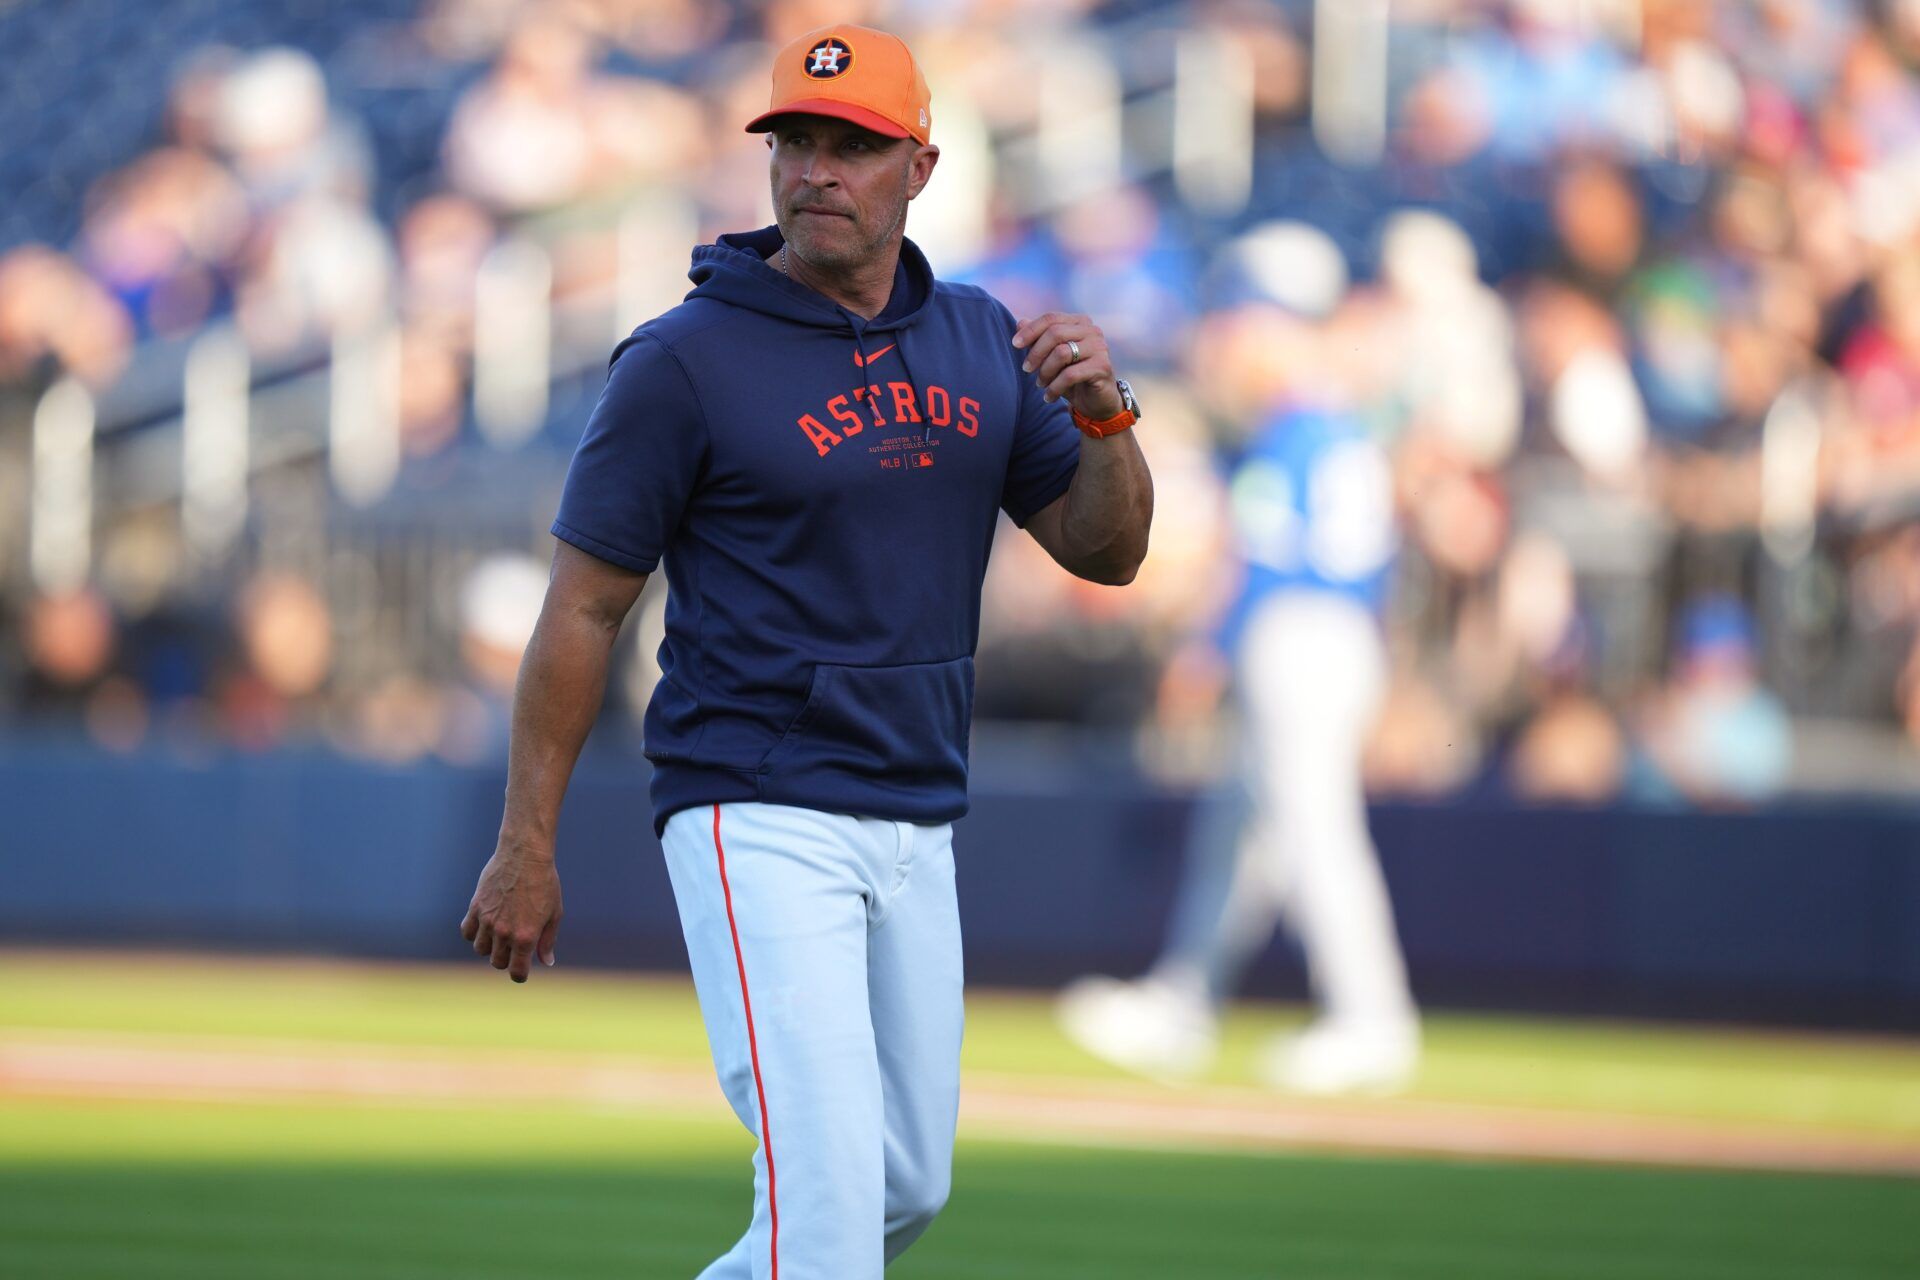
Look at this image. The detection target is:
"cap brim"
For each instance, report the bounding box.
[745,99,916,141]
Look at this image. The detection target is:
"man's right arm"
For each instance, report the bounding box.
[499,540,649,856]
[461,540,648,982]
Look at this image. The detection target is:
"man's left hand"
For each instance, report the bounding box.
[1012,312,1124,421]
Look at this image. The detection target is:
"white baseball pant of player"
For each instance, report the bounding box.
[1157,592,1413,1029]
[660,801,963,1279]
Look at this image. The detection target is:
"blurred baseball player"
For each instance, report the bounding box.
[1060,233,1417,1095]
[460,23,1152,1278]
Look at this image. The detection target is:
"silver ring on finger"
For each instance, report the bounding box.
[1066,339,1083,363]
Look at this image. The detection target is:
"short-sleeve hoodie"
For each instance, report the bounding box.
[552,226,1081,833]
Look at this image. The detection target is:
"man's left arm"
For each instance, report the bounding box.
[1012,311,1154,586]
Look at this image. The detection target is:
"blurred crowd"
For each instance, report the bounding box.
[3,0,1920,806]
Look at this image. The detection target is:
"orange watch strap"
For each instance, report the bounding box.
[1071,405,1136,438]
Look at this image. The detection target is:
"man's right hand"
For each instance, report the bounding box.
[460,842,564,983]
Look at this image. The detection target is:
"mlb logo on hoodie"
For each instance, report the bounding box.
[911,452,935,468]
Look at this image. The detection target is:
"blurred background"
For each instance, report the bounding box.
[2,2,1919,1274]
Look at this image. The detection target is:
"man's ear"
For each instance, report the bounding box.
[907,144,940,200]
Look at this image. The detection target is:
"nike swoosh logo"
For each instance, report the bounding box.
[853,343,896,367]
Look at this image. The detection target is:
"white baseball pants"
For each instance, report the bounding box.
[660,801,963,1279]
[1157,592,1415,1029]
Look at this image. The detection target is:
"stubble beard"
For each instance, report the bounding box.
[781,175,911,274]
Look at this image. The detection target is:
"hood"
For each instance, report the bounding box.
[686,225,935,336]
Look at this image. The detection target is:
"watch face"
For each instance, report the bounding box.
[1117,379,1140,418]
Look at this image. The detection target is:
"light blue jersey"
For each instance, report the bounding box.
[1219,405,1396,654]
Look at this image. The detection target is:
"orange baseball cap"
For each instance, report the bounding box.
[744,24,932,146]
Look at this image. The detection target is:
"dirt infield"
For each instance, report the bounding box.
[4,1028,1916,1177]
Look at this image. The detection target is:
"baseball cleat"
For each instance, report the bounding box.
[1260,1019,1419,1097]
[1056,975,1218,1080]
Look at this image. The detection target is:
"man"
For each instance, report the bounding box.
[1060,234,1417,1094]
[459,23,1151,1278]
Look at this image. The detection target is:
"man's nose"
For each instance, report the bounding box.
[800,156,840,188]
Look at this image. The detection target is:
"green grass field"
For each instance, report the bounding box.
[3,951,1917,1279]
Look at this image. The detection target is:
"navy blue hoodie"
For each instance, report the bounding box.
[551,226,1082,834]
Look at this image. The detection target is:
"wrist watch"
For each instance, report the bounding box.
[1072,378,1142,438]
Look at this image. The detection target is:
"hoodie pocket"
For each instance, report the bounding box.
[759,656,974,793]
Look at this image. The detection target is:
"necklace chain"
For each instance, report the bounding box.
[779,243,789,276]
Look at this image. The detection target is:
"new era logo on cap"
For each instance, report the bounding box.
[805,37,852,79]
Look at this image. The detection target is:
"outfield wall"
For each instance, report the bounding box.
[5,741,1918,1031]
